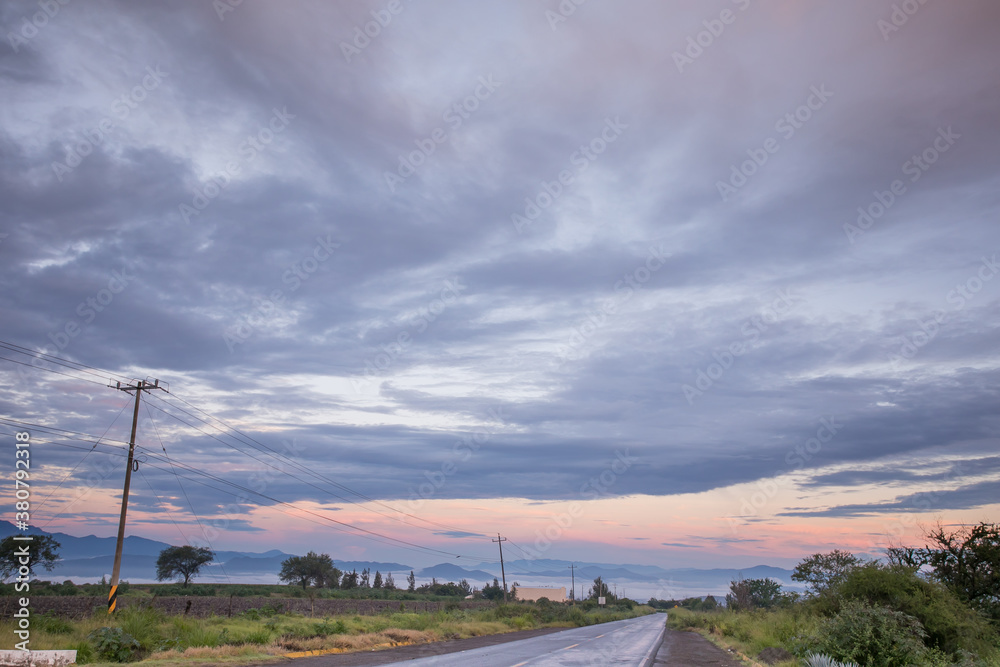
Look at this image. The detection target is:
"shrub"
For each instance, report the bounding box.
[88,627,142,663]
[313,617,347,635]
[831,563,999,658]
[808,601,947,667]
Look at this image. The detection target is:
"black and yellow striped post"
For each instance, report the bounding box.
[107,584,118,614]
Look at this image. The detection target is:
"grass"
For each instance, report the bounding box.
[667,607,813,667]
[667,606,1000,667]
[1,602,653,666]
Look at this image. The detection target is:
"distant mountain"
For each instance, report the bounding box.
[4,522,799,597]
[0,521,171,559]
[418,562,494,581]
[0,521,297,581]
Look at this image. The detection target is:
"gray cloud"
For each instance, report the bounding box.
[2,0,999,560]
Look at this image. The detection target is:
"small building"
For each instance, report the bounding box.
[516,586,567,602]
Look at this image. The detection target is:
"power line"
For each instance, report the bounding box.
[13,400,134,515]
[0,339,133,383]
[155,391,488,537]
[0,344,502,563]
[147,391,488,539]
[0,353,110,387]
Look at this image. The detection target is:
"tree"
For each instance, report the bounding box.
[278,551,339,589]
[792,549,862,596]
[384,572,396,590]
[341,569,359,589]
[407,570,416,592]
[373,570,383,589]
[587,576,614,602]
[458,579,471,596]
[922,522,1000,620]
[0,535,61,582]
[361,567,371,588]
[726,577,782,611]
[155,545,214,587]
[482,577,504,601]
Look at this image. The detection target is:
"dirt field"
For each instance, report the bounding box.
[5,596,491,619]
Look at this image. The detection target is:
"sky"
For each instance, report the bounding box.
[1,0,999,574]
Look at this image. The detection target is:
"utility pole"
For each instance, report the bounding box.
[107,378,165,613]
[492,533,508,603]
[568,564,576,602]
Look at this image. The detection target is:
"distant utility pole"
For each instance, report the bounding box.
[568,563,576,602]
[492,533,508,603]
[107,378,166,613]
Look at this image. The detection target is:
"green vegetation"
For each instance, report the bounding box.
[0,600,652,665]
[665,523,1000,667]
[155,546,214,588]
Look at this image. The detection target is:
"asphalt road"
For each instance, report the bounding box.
[352,613,667,666]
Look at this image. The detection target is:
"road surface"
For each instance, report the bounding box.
[324,613,666,666]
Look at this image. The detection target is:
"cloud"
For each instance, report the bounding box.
[2,0,1000,565]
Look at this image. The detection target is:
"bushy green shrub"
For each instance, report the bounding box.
[808,601,947,667]
[88,627,143,662]
[830,564,998,658]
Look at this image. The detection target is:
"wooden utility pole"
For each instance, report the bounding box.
[107,378,165,613]
[568,563,576,602]
[492,533,508,603]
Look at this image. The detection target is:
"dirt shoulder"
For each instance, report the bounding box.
[654,629,747,666]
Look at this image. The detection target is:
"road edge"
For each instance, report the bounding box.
[641,612,667,667]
